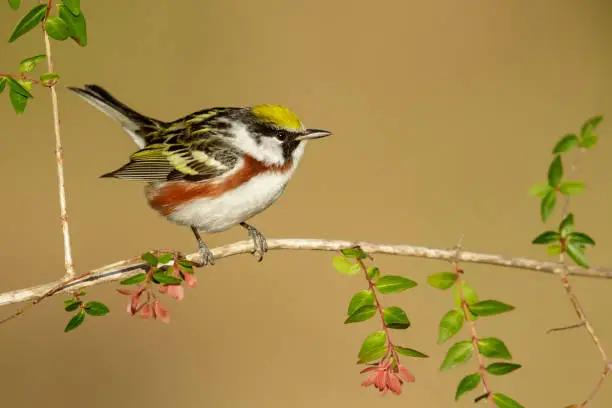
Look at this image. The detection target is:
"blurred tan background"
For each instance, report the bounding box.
[1,1,612,407]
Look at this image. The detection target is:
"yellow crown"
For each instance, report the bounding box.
[251,104,303,131]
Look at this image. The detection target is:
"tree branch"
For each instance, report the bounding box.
[43,0,75,280]
[1,238,612,309]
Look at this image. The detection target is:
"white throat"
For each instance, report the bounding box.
[229,123,286,166]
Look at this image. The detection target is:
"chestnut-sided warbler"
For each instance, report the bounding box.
[69,85,331,264]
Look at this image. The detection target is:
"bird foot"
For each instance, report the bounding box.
[241,222,268,262]
[197,242,215,266]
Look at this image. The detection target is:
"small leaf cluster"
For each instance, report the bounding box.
[63,290,110,332]
[121,252,194,287]
[0,55,60,114]
[529,116,603,222]
[333,248,425,363]
[8,0,87,46]
[532,213,595,268]
[428,272,522,406]
[3,1,87,114]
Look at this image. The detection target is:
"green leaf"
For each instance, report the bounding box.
[453,281,478,309]
[64,310,85,332]
[580,115,603,149]
[382,306,410,329]
[427,272,457,290]
[559,213,574,237]
[332,256,360,275]
[547,155,563,187]
[340,247,367,259]
[477,337,512,359]
[375,275,417,294]
[440,340,474,371]
[395,346,428,358]
[485,362,522,376]
[568,232,595,246]
[581,132,598,148]
[58,5,87,46]
[358,330,387,364]
[455,373,481,401]
[84,301,109,316]
[366,267,380,280]
[531,230,560,244]
[9,89,28,114]
[546,244,562,255]
[528,183,551,197]
[566,242,589,268]
[152,272,182,285]
[581,115,603,134]
[347,289,374,315]
[45,16,72,41]
[61,0,80,15]
[559,181,585,196]
[8,4,46,42]
[157,253,175,264]
[9,0,20,10]
[141,252,158,266]
[40,72,59,87]
[552,133,579,153]
[438,309,464,344]
[6,77,33,98]
[0,78,6,93]
[345,305,377,324]
[120,273,147,285]
[469,300,515,316]
[19,54,45,73]
[492,393,524,408]
[540,190,556,222]
[177,260,194,274]
[64,299,81,311]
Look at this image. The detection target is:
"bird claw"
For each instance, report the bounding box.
[244,224,267,262]
[197,242,215,266]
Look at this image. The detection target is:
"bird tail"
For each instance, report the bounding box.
[68,84,164,148]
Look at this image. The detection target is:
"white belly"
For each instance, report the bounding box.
[166,171,291,232]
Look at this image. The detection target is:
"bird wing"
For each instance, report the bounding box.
[102,110,241,182]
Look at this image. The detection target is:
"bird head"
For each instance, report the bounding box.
[224,104,331,166]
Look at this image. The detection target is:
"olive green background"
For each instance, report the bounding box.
[1,1,611,407]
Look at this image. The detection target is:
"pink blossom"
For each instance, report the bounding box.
[360,360,414,396]
[140,304,153,319]
[183,273,197,288]
[159,284,184,301]
[153,300,170,323]
[117,286,145,315]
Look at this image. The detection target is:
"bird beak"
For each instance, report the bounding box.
[294,129,332,141]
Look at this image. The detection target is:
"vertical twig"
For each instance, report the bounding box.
[43,0,75,279]
[553,149,609,407]
[452,238,493,404]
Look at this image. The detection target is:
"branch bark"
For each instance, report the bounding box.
[1,238,611,308]
[43,0,75,280]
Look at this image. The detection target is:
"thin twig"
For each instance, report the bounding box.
[1,238,612,311]
[550,147,610,407]
[454,262,493,404]
[42,1,75,279]
[0,73,41,84]
[356,258,398,361]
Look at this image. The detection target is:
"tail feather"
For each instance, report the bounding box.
[68,84,164,148]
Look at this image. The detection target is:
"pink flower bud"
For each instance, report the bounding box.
[166,285,184,301]
[153,300,170,323]
[140,304,153,319]
[183,273,197,288]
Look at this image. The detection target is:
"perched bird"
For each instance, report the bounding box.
[68,85,331,265]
